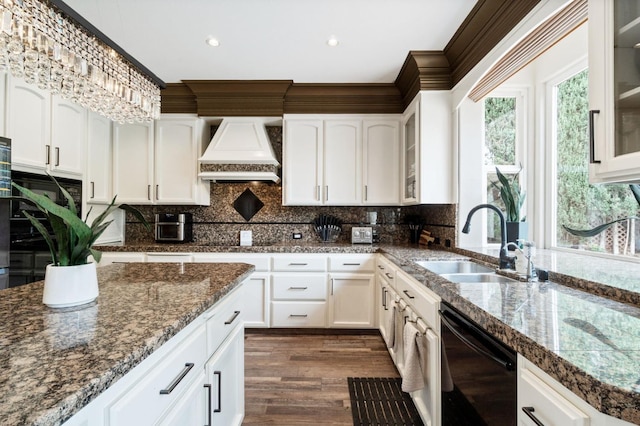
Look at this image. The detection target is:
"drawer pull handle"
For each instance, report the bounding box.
[214,371,222,413]
[385,272,393,279]
[55,147,60,166]
[403,290,415,299]
[289,286,308,290]
[343,263,361,266]
[224,310,241,325]
[204,384,212,426]
[521,407,545,426]
[159,362,194,394]
[378,265,384,270]
[289,314,308,318]
[382,287,388,310]
[289,262,308,266]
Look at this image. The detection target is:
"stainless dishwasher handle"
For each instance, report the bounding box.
[159,362,194,394]
[204,384,212,426]
[522,407,545,426]
[224,310,241,325]
[438,311,513,370]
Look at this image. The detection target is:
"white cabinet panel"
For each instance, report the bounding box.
[272,274,327,300]
[50,95,86,176]
[282,119,323,205]
[323,120,361,205]
[7,77,50,172]
[157,370,208,426]
[242,274,270,328]
[272,255,327,272]
[363,120,400,205]
[112,121,154,204]
[86,112,112,203]
[328,254,375,272]
[329,273,375,328]
[271,301,327,327]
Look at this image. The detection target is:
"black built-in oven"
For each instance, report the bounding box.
[9,171,82,287]
[439,302,517,426]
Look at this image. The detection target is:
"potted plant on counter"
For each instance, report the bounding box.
[491,166,526,249]
[12,175,149,308]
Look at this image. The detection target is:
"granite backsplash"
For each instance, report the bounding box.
[125,126,457,246]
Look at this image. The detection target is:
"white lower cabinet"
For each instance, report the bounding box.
[271,301,327,327]
[329,273,375,328]
[206,324,245,426]
[156,370,208,426]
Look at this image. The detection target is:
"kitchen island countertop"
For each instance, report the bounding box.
[0,262,253,426]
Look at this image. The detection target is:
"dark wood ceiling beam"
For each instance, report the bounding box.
[160,83,197,114]
[283,84,403,114]
[394,51,451,108]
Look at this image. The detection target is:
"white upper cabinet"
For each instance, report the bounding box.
[113,121,155,204]
[112,115,210,205]
[323,119,361,205]
[86,112,113,203]
[7,77,51,173]
[283,119,323,205]
[283,115,400,206]
[589,0,640,183]
[364,120,400,205]
[50,95,86,176]
[401,92,455,205]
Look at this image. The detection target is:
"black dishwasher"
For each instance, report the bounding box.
[439,302,517,426]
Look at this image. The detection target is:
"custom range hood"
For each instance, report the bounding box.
[199,117,280,182]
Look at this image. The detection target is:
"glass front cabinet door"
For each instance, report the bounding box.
[589,0,640,182]
[402,108,418,203]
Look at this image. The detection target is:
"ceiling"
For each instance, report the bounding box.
[61,0,477,85]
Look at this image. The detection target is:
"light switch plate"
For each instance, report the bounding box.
[240,230,253,246]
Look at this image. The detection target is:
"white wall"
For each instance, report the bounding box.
[455,17,588,249]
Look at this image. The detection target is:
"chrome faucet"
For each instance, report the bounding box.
[462,204,516,270]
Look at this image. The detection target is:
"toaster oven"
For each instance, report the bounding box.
[155,213,193,243]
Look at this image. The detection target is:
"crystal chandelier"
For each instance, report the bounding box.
[0,0,162,123]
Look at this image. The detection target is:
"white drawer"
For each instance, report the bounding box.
[146,253,193,263]
[271,301,327,327]
[395,270,440,331]
[204,286,244,355]
[272,274,327,300]
[376,257,396,285]
[272,255,327,272]
[108,324,207,425]
[192,254,270,271]
[328,254,375,272]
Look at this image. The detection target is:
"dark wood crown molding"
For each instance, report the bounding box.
[284,84,403,114]
[161,1,542,115]
[394,51,451,108]
[181,80,293,116]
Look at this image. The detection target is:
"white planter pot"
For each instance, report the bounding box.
[43,262,99,308]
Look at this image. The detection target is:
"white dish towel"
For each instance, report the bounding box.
[402,321,428,393]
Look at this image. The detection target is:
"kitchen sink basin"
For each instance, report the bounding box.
[414,260,495,275]
[440,273,518,284]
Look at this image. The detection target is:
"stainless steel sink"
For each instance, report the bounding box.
[440,273,517,284]
[414,260,495,274]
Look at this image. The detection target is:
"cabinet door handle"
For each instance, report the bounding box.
[331,278,334,295]
[378,265,384,270]
[382,287,388,310]
[213,371,222,413]
[155,184,159,200]
[224,310,240,325]
[204,384,212,426]
[289,314,308,318]
[288,286,308,290]
[90,181,95,199]
[289,262,308,266]
[364,185,368,201]
[147,184,151,200]
[55,147,60,166]
[343,263,361,266]
[45,145,50,165]
[385,272,393,279]
[325,185,328,202]
[589,109,601,164]
[521,407,545,426]
[159,362,194,394]
[403,289,415,299]
[316,185,320,201]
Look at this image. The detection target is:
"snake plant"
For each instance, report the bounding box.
[491,166,526,222]
[12,175,149,266]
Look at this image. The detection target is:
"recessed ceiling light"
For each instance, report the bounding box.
[327,36,339,47]
[206,36,220,47]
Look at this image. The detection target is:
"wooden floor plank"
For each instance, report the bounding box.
[243,329,400,425]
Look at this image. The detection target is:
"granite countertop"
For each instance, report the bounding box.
[0,262,254,426]
[381,246,640,424]
[95,241,640,422]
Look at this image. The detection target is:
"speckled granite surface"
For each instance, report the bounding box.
[95,241,379,254]
[0,262,253,426]
[380,246,640,423]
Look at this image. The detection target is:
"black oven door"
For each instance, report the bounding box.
[440,303,517,426]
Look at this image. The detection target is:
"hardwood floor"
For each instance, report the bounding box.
[243,329,400,425]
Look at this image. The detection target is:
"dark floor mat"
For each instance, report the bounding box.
[348,377,424,426]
